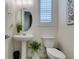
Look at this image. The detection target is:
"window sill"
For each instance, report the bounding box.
[38,22,54,27]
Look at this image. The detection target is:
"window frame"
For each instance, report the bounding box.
[39,0,53,26]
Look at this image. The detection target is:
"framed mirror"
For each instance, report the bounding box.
[16,8,32,32]
[22,11,32,31]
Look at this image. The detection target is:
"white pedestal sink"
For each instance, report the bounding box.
[13,34,34,59]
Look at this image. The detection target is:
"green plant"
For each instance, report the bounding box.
[16,24,22,33]
[30,41,41,53]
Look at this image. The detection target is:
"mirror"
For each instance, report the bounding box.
[23,11,32,31]
[16,9,32,32]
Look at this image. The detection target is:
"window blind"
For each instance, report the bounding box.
[40,0,52,22]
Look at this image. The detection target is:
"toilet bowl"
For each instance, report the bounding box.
[46,48,65,59]
[41,36,66,59]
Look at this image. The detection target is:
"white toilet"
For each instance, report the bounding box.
[42,36,66,59]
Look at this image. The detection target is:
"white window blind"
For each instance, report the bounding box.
[40,0,52,22]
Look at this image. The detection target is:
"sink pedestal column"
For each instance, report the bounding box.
[21,41,27,59]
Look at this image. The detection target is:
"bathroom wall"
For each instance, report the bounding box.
[57,0,74,59]
[13,0,58,58]
[26,0,58,37]
[5,38,14,59]
[5,0,16,35]
[5,0,16,59]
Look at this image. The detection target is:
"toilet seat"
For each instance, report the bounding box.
[46,48,65,59]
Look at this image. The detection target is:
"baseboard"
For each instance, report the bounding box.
[27,57,48,59]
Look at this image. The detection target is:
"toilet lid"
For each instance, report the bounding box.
[47,48,65,59]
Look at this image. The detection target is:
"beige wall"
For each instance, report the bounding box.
[57,0,74,59]
[5,0,16,36]
[5,38,14,59]
[24,0,58,37]
[5,0,16,59]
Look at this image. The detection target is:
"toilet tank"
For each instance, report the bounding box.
[42,36,56,48]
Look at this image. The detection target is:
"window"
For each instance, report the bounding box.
[40,0,52,23]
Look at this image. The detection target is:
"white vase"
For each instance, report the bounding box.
[32,52,40,59]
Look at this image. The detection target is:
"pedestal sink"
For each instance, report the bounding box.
[13,34,34,59]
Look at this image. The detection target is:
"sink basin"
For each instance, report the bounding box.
[13,34,34,41]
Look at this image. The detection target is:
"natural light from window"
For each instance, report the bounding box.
[40,0,52,23]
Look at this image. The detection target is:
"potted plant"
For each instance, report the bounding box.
[30,41,41,59]
[16,23,22,33]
